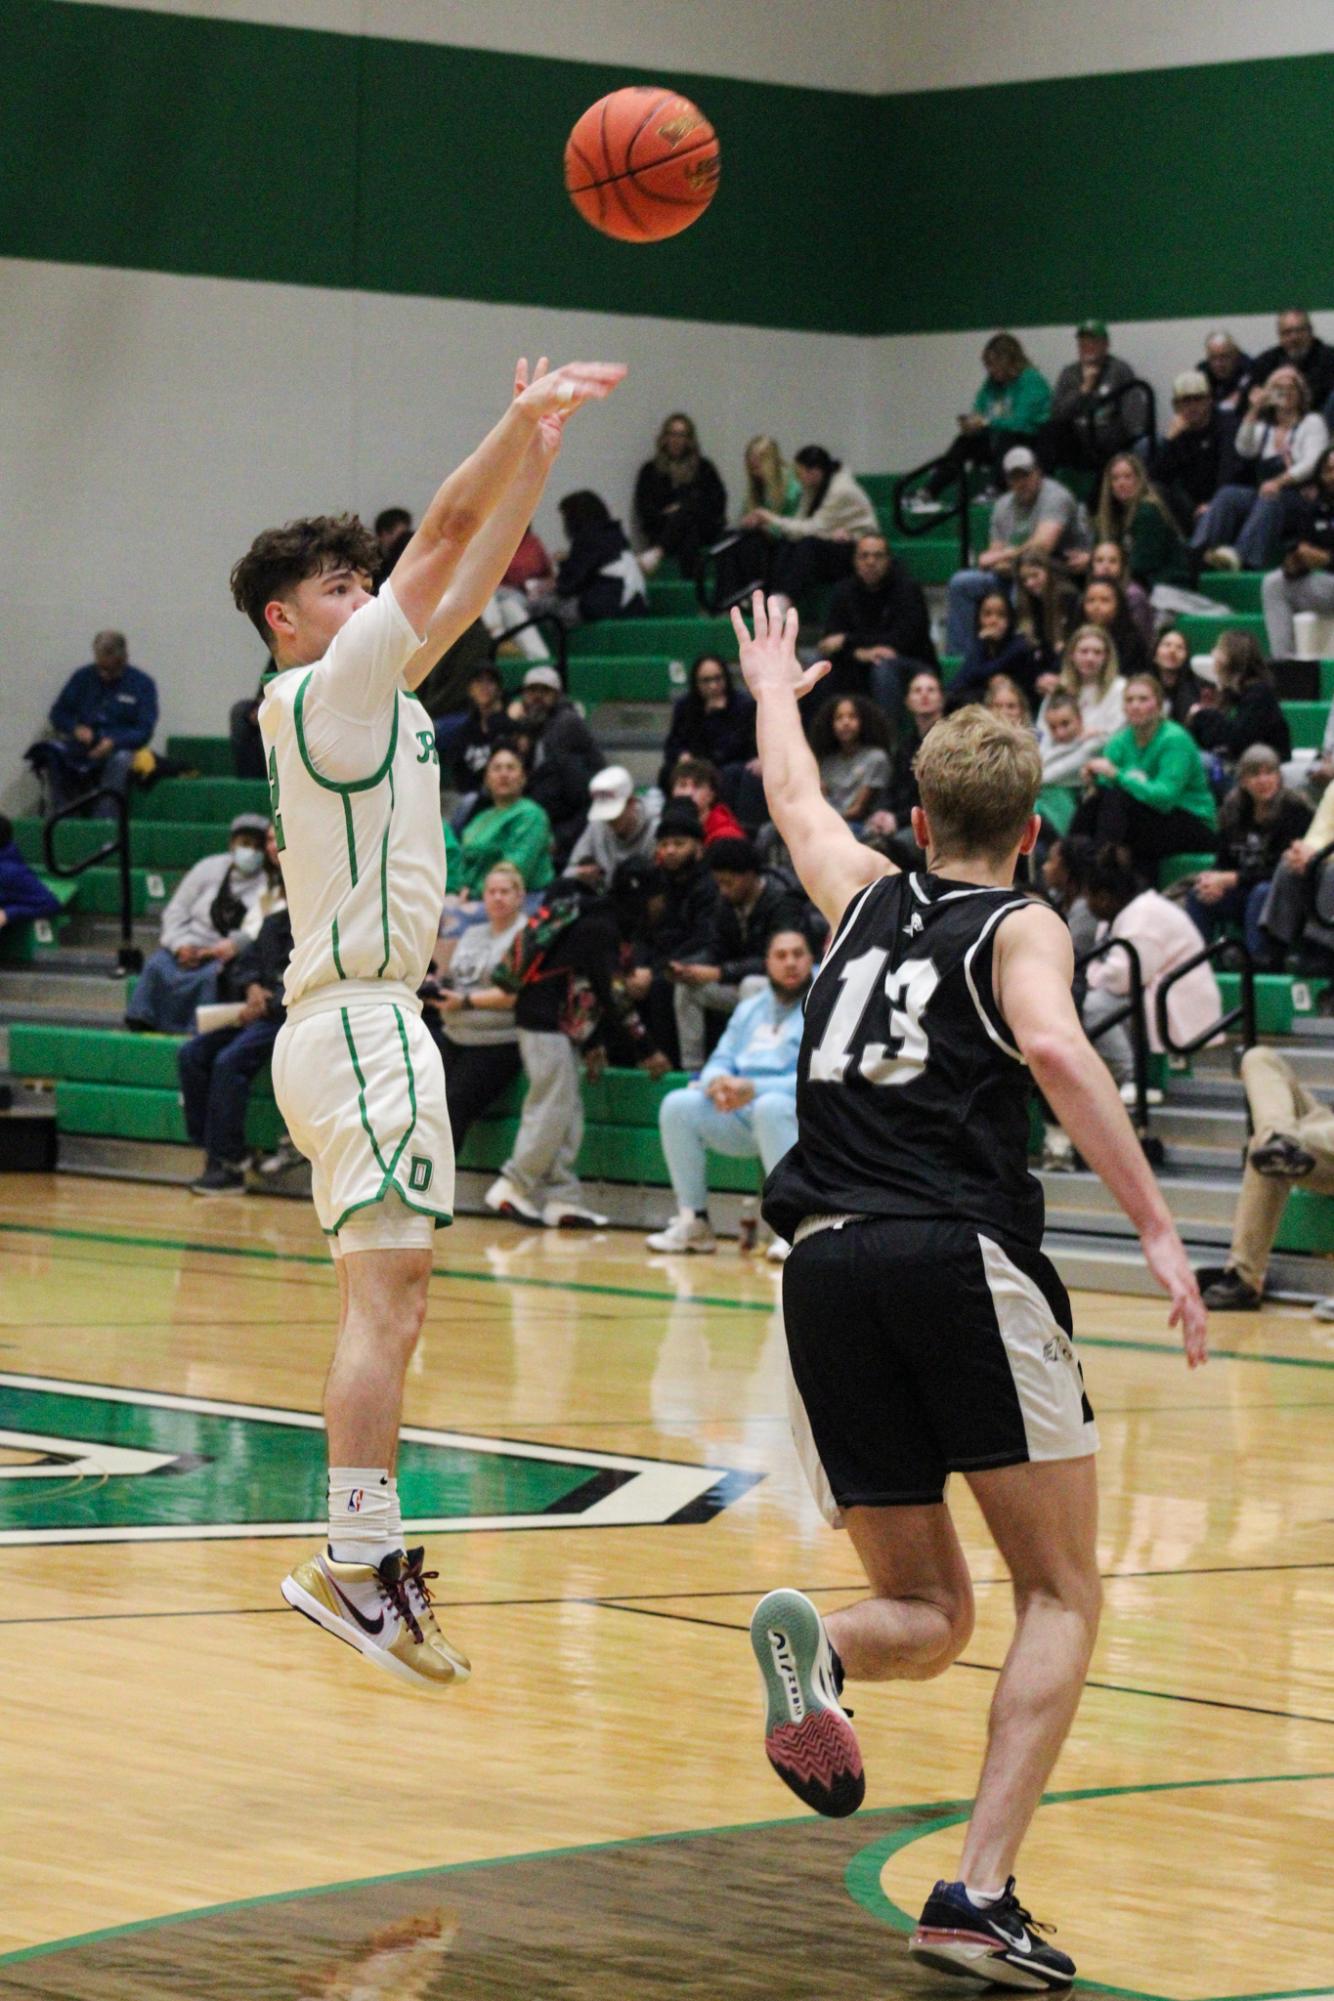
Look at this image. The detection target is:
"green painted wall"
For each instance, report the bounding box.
[3,1,1332,334]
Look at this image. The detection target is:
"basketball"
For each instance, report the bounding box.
[564,86,720,243]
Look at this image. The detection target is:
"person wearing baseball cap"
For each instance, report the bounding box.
[944,446,1090,653]
[1154,370,1235,531]
[125,814,279,1032]
[1039,319,1146,477]
[518,662,606,865]
[567,766,659,888]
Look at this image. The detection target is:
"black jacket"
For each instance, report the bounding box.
[658,692,756,789]
[1152,414,1237,528]
[1191,683,1292,763]
[821,568,937,670]
[633,860,719,971]
[524,700,605,856]
[1282,493,1334,561]
[228,908,294,1020]
[633,459,727,546]
[1214,788,1311,886]
[702,872,812,983]
[1196,349,1254,409]
[556,523,647,621]
[450,708,519,791]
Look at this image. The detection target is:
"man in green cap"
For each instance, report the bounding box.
[1039,319,1147,474]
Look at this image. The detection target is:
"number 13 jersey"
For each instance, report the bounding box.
[763,871,1044,1249]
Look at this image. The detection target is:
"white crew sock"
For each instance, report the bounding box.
[964,1884,1006,1910]
[327,1467,403,1567]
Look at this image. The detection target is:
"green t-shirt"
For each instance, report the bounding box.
[1098,718,1217,828]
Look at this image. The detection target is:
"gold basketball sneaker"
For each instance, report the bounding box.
[281,1546,471,1691]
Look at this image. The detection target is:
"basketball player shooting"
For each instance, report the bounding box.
[734,593,1207,1988]
[228,357,625,1691]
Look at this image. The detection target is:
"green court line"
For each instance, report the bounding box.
[3,1219,1332,1369]
[842,1770,1334,2001]
[2,1770,1327,1976]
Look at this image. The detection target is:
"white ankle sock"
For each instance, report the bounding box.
[964,1884,1006,1909]
[327,1467,403,1567]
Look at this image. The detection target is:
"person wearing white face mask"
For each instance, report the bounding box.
[125,814,277,1031]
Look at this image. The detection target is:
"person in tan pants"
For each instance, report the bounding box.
[1203,1044,1334,1310]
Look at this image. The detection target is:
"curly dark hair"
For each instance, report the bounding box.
[230,513,380,643]
[810,691,894,759]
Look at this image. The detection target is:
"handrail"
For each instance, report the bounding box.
[890,460,973,569]
[487,612,569,687]
[1154,936,1256,1057]
[1075,936,1153,1137]
[696,531,758,616]
[42,789,142,975]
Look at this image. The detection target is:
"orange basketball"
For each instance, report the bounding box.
[564,86,720,243]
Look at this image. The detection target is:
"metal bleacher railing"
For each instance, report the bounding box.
[1155,938,1258,1059]
[42,788,143,977]
[1075,936,1158,1158]
[487,611,569,686]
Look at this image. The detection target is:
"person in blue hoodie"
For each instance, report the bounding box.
[646,926,813,1262]
[32,631,158,817]
[0,817,60,939]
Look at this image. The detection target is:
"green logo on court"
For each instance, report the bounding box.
[408,1155,433,1192]
[0,1374,758,1545]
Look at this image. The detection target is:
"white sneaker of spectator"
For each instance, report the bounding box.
[1118,1080,1164,1107]
[542,1199,608,1230]
[484,1175,544,1225]
[765,1235,791,1264]
[646,1210,718,1254]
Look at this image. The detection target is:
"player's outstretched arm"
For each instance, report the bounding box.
[391,359,626,674]
[995,902,1208,1367]
[731,592,890,931]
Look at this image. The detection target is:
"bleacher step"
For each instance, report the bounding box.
[0,970,128,1017]
[1039,1168,1241,1230]
[1045,1231,1327,1302]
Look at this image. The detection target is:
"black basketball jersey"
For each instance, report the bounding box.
[763,870,1044,1247]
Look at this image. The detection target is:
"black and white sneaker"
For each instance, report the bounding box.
[749,1587,864,1817]
[910,1878,1075,1990]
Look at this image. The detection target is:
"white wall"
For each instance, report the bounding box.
[0,258,871,806]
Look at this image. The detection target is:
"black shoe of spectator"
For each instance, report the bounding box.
[189,1164,246,1196]
[1201,1269,1262,1311]
[1249,1134,1317,1179]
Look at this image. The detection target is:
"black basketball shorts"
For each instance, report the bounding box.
[781,1215,1098,1519]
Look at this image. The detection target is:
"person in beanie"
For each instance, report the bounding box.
[669,835,812,1067]
[624,799,720,1066]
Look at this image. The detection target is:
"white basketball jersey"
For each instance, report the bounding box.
[259,584,445,1011]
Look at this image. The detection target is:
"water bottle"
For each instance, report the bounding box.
[737,1197,759,1254]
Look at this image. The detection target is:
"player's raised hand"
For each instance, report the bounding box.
[516,360,628,424]
[1140,1221,1209,1368]
[730,591,831,703]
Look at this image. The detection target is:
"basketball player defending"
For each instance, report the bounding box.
[736,594,1207,1986]
[228,357,625,1691]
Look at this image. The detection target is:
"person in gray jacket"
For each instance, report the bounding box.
[125,814,274,1032]
[1038,319,1148,475]
[567,767,660,888]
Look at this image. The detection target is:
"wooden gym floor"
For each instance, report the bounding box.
[0,1174,1330,1999]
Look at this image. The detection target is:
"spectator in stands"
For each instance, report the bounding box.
[668,836,810,1067]
[1195,367,1330,571]
[863,667,943,865]
[568,766,659,889]
[918,332,1052,499]
[180,855,292,1195]
[624,800,720,1065]
[447,662,518,800]
[515,663,604,864]
[1037,688,1091,802]
[815,531,936,713]
[658,654,756,794]
[1073,673,1217,864]
[457,745,553,897]
[1014,552,1078,688]
[425,862,527,1150]
[1261,443,1334,657]
[755,446,880,610]
[373,506,413,575]
[483,880,669,1228]
[945,447,1090,652]
[483,520,555,662]
[1256,743,1334,966]
[1185,745,1310,963]
[1189,631,1291,765]
[1042,624,1127,749]
[1151,627,1206,726]
[1080,575,1149,676]
[710,438,805,605]
[1200,1044,1334,1309]
[0,815,59,938]
[1154,371,1235,532]
[811,695,892,825]
[740,435,802,522]
[1198,332,1253,413]
[1038,320,1147,475]
[413,617,494,735]
[947,591,1040,708]
[634,413,727,580]
[1088,540,1155,657]
[646,928,813,1260]
[1095,453,1193,591]
[984,675,1033,731]
[1082,843,1222,1097]
[534,491,648,624]
[669,757,745,844]
[32,632,158,819]
[125,813,275,1033]
[1042,832,1099,958]
[1250,311,1334,418]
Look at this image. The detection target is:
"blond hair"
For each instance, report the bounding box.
[914,707,1041,862]
[743,434,790,511]
[1058,624,1120,701]
[483,861,525,894]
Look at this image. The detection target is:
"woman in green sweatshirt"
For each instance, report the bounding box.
[458,745,554,897]
[1071,672,1217,865]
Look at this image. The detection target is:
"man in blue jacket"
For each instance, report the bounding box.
[0,817,60,938]
[647,927,813,1262]
[38,631,158,816]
